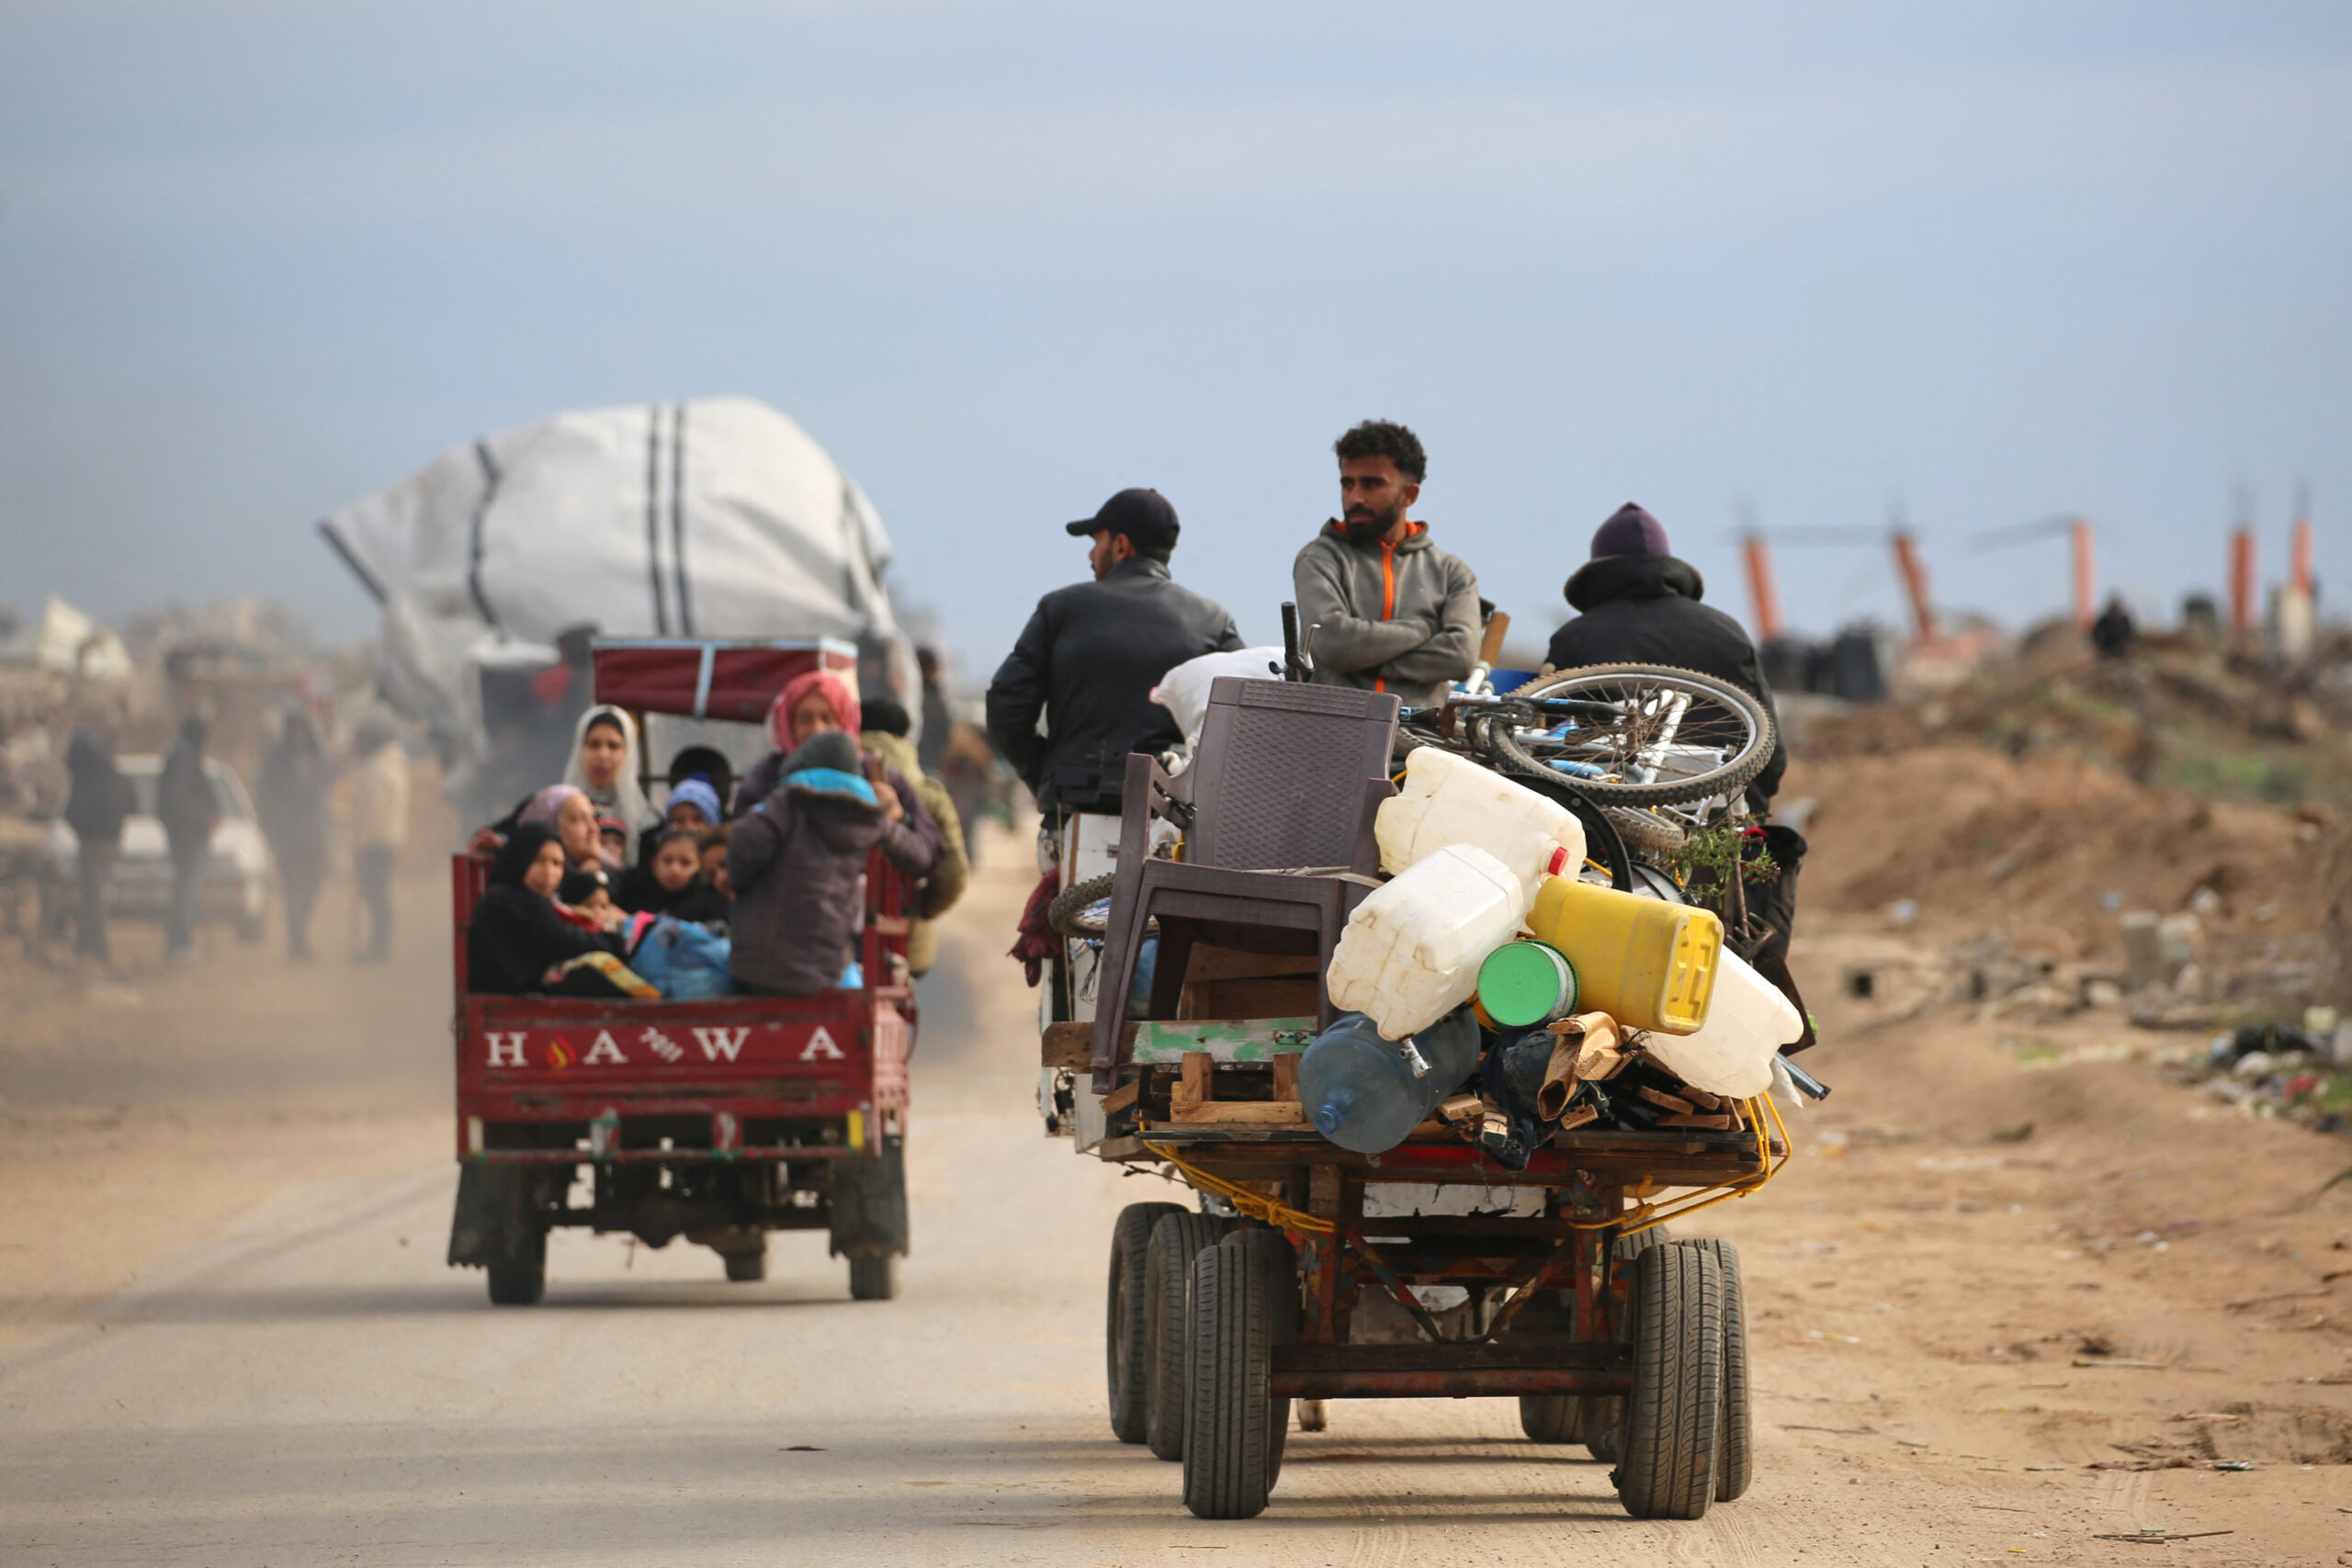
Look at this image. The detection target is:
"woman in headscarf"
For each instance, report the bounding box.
[562,705,657,863]
[517,784,609,872]
[465,823,628,994]
[731,671,941,885]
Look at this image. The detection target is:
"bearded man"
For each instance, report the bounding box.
[1291,419,1480,708]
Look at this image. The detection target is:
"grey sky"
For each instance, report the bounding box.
[3,2,2346,671]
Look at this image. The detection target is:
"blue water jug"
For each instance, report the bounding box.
[1297,1007,1483,1155]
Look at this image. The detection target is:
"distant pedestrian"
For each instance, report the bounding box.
[62,728,132,963]
[2089,595,2136,660]
[349,723,409,962]
[156,715,220,960]
[916,647,953,778]
[256,710,334,960]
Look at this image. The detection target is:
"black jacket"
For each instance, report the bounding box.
[1544,554,1786,808]
[986,558,1243,812]
[63,733,133,848]
[466,886,626,994]
[156,733,220,851]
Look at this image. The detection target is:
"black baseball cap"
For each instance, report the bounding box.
[1065,488,1181,553]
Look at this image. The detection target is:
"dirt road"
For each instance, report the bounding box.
[6,830,2352,1565]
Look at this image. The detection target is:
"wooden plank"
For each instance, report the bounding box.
[1175,1052,1213,1110]
[1182,945,1323,983]
[1040,1021,1094,1069]
[1100,1079,1140,1116]
[1271,1055,1299,1102]
[1170,1100,1308,1126]
[1131,1018,1318,1065]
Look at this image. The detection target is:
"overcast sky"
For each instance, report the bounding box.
[3,2,2346,672]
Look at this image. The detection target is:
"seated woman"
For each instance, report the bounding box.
[727,728,897,996]
[466,824,631,995]
[563,705,658,864]
[616,826,730,923]
[731,671,942,884]
[470,782,609,872]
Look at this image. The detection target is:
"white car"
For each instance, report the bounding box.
[46,756,273,942]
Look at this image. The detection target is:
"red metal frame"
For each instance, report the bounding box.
[450,849,913,1165]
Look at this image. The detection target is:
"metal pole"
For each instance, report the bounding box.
[2230,526,2256,638]
[1891,532,1937,647]
[2071,519,2095,629]
[1742,536,1782,641]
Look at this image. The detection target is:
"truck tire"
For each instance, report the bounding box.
[1520,1394,1592,1444]
[1700,1239,1753,1502]
[724,1245,768,1283]
[1107,1202,1187,1444]
[1144,1213,1227,1461]
[1224,1229,1298,1485]
[828,1141,909,1258]
[1614,1240,1724,1520]
[1182,1239,1280,1519]
[847,1252,897,1301]
[1583,1223,1673,1460]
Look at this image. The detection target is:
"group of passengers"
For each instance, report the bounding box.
[466,668,959,999]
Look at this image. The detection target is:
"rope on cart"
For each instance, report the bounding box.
[1583,1093,1793,1238]
[1142,1143,1335,1235]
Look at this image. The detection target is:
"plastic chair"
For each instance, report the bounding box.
[1090,678,1400,1088]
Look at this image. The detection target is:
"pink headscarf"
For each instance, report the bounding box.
[518,783,584,827]
[767,671,862,751]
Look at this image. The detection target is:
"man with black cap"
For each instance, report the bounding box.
[986,488,1244,818]
[1544,502,1786,807]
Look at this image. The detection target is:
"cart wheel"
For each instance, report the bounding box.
[1144,1213,1227,1461]
[1584,1224,1672,1459]
[1615,1240,1724,1520]
[1224,1229,1298,1485]
[1107,1201,1186,1444]
[486,1243,545,1307]
[1519,1394,1592,1444]
[1700,1239,1752,1502]
[723,1244,768,1283]
[847,1252,897,1301]
[1182,1238,1282,1519]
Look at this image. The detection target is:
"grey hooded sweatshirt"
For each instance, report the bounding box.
[1291,521,1481,709]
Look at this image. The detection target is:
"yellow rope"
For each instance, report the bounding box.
[1144,1091,1792,1243]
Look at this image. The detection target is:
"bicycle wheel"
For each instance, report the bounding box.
[1492,665,1773,809]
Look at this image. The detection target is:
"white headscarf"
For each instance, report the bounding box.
[562,704,658,861]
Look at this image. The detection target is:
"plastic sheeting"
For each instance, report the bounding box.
[320,398,917,802]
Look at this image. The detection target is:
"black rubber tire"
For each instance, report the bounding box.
[1615,1240,1725,1519]
[1520,1393,1593,1444]
[1145,1213,1227,1461]
[1048,873,1118,939]
[1585,1224,1674,1460]
[1499,664,1775,808]
[1603,806,1687,856]
[1182,1239,1280,1519]
[486,1254,544,1306]
[1107,1201,1187,1443]
[847,1251,897,1301]
[1701,1239,1753,1502]
[1224,1229,1298,1484]
[723,1245,768,1283]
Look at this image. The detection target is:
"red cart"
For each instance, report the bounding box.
[445,637,915,1305]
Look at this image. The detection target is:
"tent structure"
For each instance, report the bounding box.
[321,397,918,804]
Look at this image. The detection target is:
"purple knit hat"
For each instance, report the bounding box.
[1590,503,1669,558]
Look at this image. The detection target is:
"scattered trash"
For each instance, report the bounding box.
[2090,1529,2233,1542]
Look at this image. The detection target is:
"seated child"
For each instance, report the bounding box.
[697,824,732,901]
[616,826,730,923]
[726,729,886,996]
[467,825,632,995]
[556,867,616,931]
[635,773,722,866]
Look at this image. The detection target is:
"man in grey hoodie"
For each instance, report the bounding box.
[1291,420,1481,709]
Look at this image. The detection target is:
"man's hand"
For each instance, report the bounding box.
[865,754,905,823]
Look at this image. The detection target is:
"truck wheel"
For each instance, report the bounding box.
[486,1232,545,1307]
[1182,1239,1280,1519]
[724,1244,769,1283]
[1615,1240,1724,1520]
[1587,1224,1673,1460]
[847,1252,897,1301]
[1224,1229,1297,1485]
[1520,1394,1592,1444]
[1700,1239,1753,1501]
[1144,1213,1227,1461]
[1107,1201,1186,1444]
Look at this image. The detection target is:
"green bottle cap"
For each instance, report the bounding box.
[1476,940,1578,1029]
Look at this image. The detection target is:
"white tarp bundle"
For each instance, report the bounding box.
[321,397,914,792]
[0,595,134,682]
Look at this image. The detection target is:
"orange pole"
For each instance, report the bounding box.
[2071,518,2095,628]
[1742,536,1782,641]
[2291,516,2314,597]
[1891,532,1937,646]
[2229,526,2255,636]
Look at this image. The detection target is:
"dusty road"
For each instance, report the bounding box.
[6,829,2352,1565]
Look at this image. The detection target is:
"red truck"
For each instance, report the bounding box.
[444,637,915,1304]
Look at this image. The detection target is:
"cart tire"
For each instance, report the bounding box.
[1701,1239,1753,1502]
[1182,1240,1280,1519]
[723,1245,768,1283]
[847,1252,897,1301]
[1584,1223,1672,1459]
[1615,1240,1724,1519]
[1225,1229,1298,1485]
[1520,1394,1592,1444]
[1144,1213,1227,1461]
[486,1254,544,1306]
[1107,1201,1187,1443]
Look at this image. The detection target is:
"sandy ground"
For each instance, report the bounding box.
[6,825,2352,1564]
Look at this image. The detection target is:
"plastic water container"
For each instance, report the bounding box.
[1476,940,1579,1029]
[1640,948,1803,1098]
[1328,842,1532,1040]
[1375,746,1586,897]
[1523,874,1723,1036]
[1299,1008,1484,1155]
